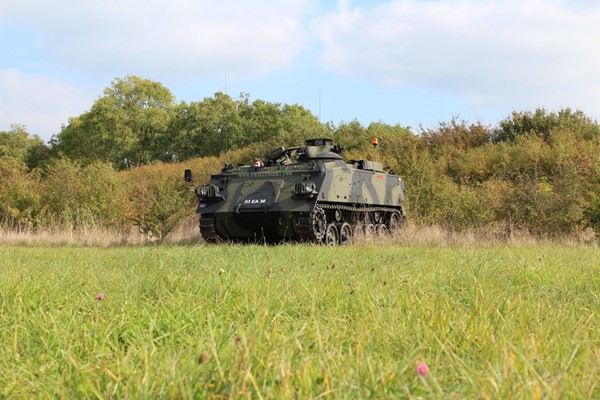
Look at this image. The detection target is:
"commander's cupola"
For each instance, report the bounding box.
[299,138,343,160]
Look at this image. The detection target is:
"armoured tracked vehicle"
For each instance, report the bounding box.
[185,138,405,244]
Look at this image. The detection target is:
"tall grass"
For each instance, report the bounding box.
[1,218,597,248]
[1,244,598,398]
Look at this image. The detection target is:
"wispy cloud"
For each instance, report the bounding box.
[2,0,600,140]
[1,0,316,77]
[0,70,91,139]
[315,0,600,111]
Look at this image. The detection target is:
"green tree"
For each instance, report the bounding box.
[168,92,243,160]
[238,97,323,148]
[56,75,175,168]
[421,119,490,156]
[492,108,600,143]
[333,120,369,154]
[168,93,323,160]
[275,104,324,146]
[0,124,50,169]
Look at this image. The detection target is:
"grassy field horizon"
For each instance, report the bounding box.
[1,243,599,398]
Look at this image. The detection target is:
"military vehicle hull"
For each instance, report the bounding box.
[191,139,405,244]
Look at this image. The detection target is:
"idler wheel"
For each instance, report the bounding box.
[199,214,220,243]
[325,223,339,246]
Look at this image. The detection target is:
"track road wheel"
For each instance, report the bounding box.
[310,206,327,242]
[364,224,376,238]
[339,223,352,245]
[353,223,365,238]
[376,224,389,237]
[325,223,339,246]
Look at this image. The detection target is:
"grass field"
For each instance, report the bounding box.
[1,243,599,399]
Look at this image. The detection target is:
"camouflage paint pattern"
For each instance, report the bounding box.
[194,139,405,242]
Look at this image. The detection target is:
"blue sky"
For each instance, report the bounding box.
[2,0,600,142]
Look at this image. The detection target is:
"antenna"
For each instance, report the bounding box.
[224,72,229,157]
[318,89,321,122]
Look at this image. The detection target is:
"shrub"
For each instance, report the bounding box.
[0,157,42,229]
[40,159,126,229]
[121,156,219,238]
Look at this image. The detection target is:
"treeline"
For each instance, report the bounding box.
[1,75,599,239]
[54,76,324,169]
[364,112,600,237]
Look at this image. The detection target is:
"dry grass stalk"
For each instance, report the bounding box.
[0,218,596,247]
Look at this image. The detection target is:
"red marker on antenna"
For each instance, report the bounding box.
[372,137,379,162]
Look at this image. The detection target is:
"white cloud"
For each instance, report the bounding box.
[315,0,600,113]
[1,0,316,77]
[0,70,92,140]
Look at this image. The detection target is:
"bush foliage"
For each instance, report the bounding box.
[1,75,599,239]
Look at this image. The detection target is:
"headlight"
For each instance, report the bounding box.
[196,184,220,198]
[294,181,317,197]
